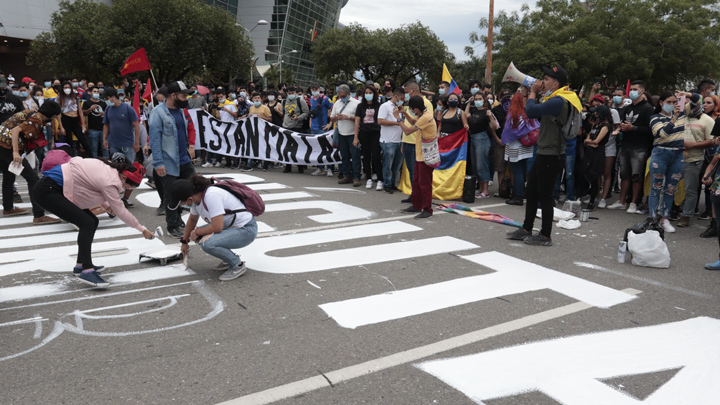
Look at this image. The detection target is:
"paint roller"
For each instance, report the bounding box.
[502,62,537,88]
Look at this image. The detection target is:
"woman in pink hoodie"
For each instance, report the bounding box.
[32,153,154,287]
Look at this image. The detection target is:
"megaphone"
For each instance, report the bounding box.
[502,62,537,88]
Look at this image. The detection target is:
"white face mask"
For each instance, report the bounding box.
[63,88,72,95]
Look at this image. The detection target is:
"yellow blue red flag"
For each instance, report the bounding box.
[442,64,462,96]
[399,128,468,200]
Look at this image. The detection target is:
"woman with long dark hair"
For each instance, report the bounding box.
[32,153,155,287]
[582,105,612,210]
[354,85,384,190]
[55,81,91,156]
[465,91,498,198]
[169,174,258,281]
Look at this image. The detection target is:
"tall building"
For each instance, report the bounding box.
[229,0,349,87]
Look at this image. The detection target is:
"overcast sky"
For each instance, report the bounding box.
[338,0,538,63]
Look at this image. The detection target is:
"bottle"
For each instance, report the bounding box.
[617,241,627,264]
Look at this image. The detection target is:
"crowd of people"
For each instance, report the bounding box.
[2,65,720,289]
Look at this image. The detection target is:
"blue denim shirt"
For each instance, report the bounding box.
[148,101,190,177]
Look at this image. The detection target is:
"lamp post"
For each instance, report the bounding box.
[237,19,268,84]
[264,49,297,85]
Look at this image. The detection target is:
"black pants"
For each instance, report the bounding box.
[61,114,92,157]
[0,147,44,217]
[161,162,196,229]
[32,177,98,268]
[359,131,383,182]
[524,154,565,237]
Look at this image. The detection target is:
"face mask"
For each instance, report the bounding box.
[44,82,51,87]
[98,88,105,95]
[712,92,717,96]
[613,96,623,105]
[63,88,72,95]
[36,96,44,103]
[439,88,446,96]
[229,93,236,99]
[12,91,20,96]
[218,97,225,103]
[341,96,349,103]
[72,82,79,88]
[92,93,100,100]
[239,92,246,98]
[384,86,392,93]
[288,94,297,100]
[175,97,189,108]
[404,93,410,102]
[470,88,479,95]
[364,94,373,101]
[662,103,674,114]
[395,100,404,107]
[312,91,319,97]
[448,100,459,108]
[487,98,494,104]
[118,93,125,99]
[436,104,442,111]
[629,90,640,100]
[253,101,261,107]
[350,93,356,98]
[268,95,275,101]
[474,100,484,108]
[20,91,28,98]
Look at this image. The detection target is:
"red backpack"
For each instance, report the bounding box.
[202,178,265,224]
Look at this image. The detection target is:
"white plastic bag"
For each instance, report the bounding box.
[557,219,581,229]
[536,207,575,222]
[627,230,671,268]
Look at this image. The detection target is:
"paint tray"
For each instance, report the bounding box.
[139,248,184,266]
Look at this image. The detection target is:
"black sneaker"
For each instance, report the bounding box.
[402,206,420,213]
[414,210,432,219]
[700,220,717,238]
[167,227,183,239]
[78,270,109,288]
[400,197,412,204]
[506,227,531,240]
[699,211,712,220]
[122,198,134,208]
[505,197,523,206]
[156,205,166,216]
[384,187,394,194]
[524,233,553,246]
[73,265,106,277]
[586,202,595,211]
[283,165,292,173]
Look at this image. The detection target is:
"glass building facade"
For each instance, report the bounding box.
[206,0,239,16]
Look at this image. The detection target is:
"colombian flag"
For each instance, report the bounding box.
[442,64,462,96]
[399,128,468,200]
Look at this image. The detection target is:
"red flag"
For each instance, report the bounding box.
[132,80,141,119]
[142,78,152,102]
[121,48,151,76]
[311,21,318,42]
[626,79,631,97]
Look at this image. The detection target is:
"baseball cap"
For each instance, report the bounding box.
[498,89,512,99]
[7,75,15,82]
[122,162,146,186]
[590,95,605,104]
[167,81,193,95]
[310,82,320,90]
[168,179,195,210]
[542,65,569,86]
[22,77,33,84]
[104,87,118,98]
[589,105,610,119]
[0,77,7,88]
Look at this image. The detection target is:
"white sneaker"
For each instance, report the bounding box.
[607,201,626,210]
[626,202,637,214]
[201,162,212,168]
[326,169,333,177]
[366,179,373,189]
[214,162,222,168]
[311,168,323,176]
[371,174,377,181]
[376,181,384,191]
[581,195,591,204]
[597,199,606,209]
[661,219,676,233]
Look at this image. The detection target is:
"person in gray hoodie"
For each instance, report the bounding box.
[275,86,309,173]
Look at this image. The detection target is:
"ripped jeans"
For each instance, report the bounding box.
[648,147,684,219]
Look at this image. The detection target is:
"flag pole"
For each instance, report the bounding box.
[148,68,159,108]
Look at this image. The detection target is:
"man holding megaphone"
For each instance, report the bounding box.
[506,64,582,247]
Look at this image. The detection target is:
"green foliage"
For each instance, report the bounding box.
[468,0,720,93]
[28,0,254,85]
[311,22,450,87]
[263,65,294,88]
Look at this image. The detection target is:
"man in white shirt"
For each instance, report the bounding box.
[377,87,405,193]
[330,84,361,186]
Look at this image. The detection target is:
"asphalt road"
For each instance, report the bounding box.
[2,164,719,405]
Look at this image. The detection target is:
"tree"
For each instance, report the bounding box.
[28,0,254,85]
[467,0,720,93]
[311,22,450,87]
[263,65,294,88]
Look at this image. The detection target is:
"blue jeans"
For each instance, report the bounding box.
[509,159,528,198]
[648,147,684,219]
[109,145,135,163]
[337,134,361,179]
[88,129,108,158]
[402,142,416,184]
[381,142,403,189]
[555,150,576,200]
[470,132,491,182]
[198,218,258,268]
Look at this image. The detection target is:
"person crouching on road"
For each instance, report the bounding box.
[31,153,155,288]
[169,175,258,281]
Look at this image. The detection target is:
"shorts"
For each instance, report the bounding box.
[604,138,617,157]
[493,143,507,172]
[617,146,648,182]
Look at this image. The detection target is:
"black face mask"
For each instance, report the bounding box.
[384,86,392,93]
[0,88,6,97]
[448,100,459,108]
[175,97,189,108]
